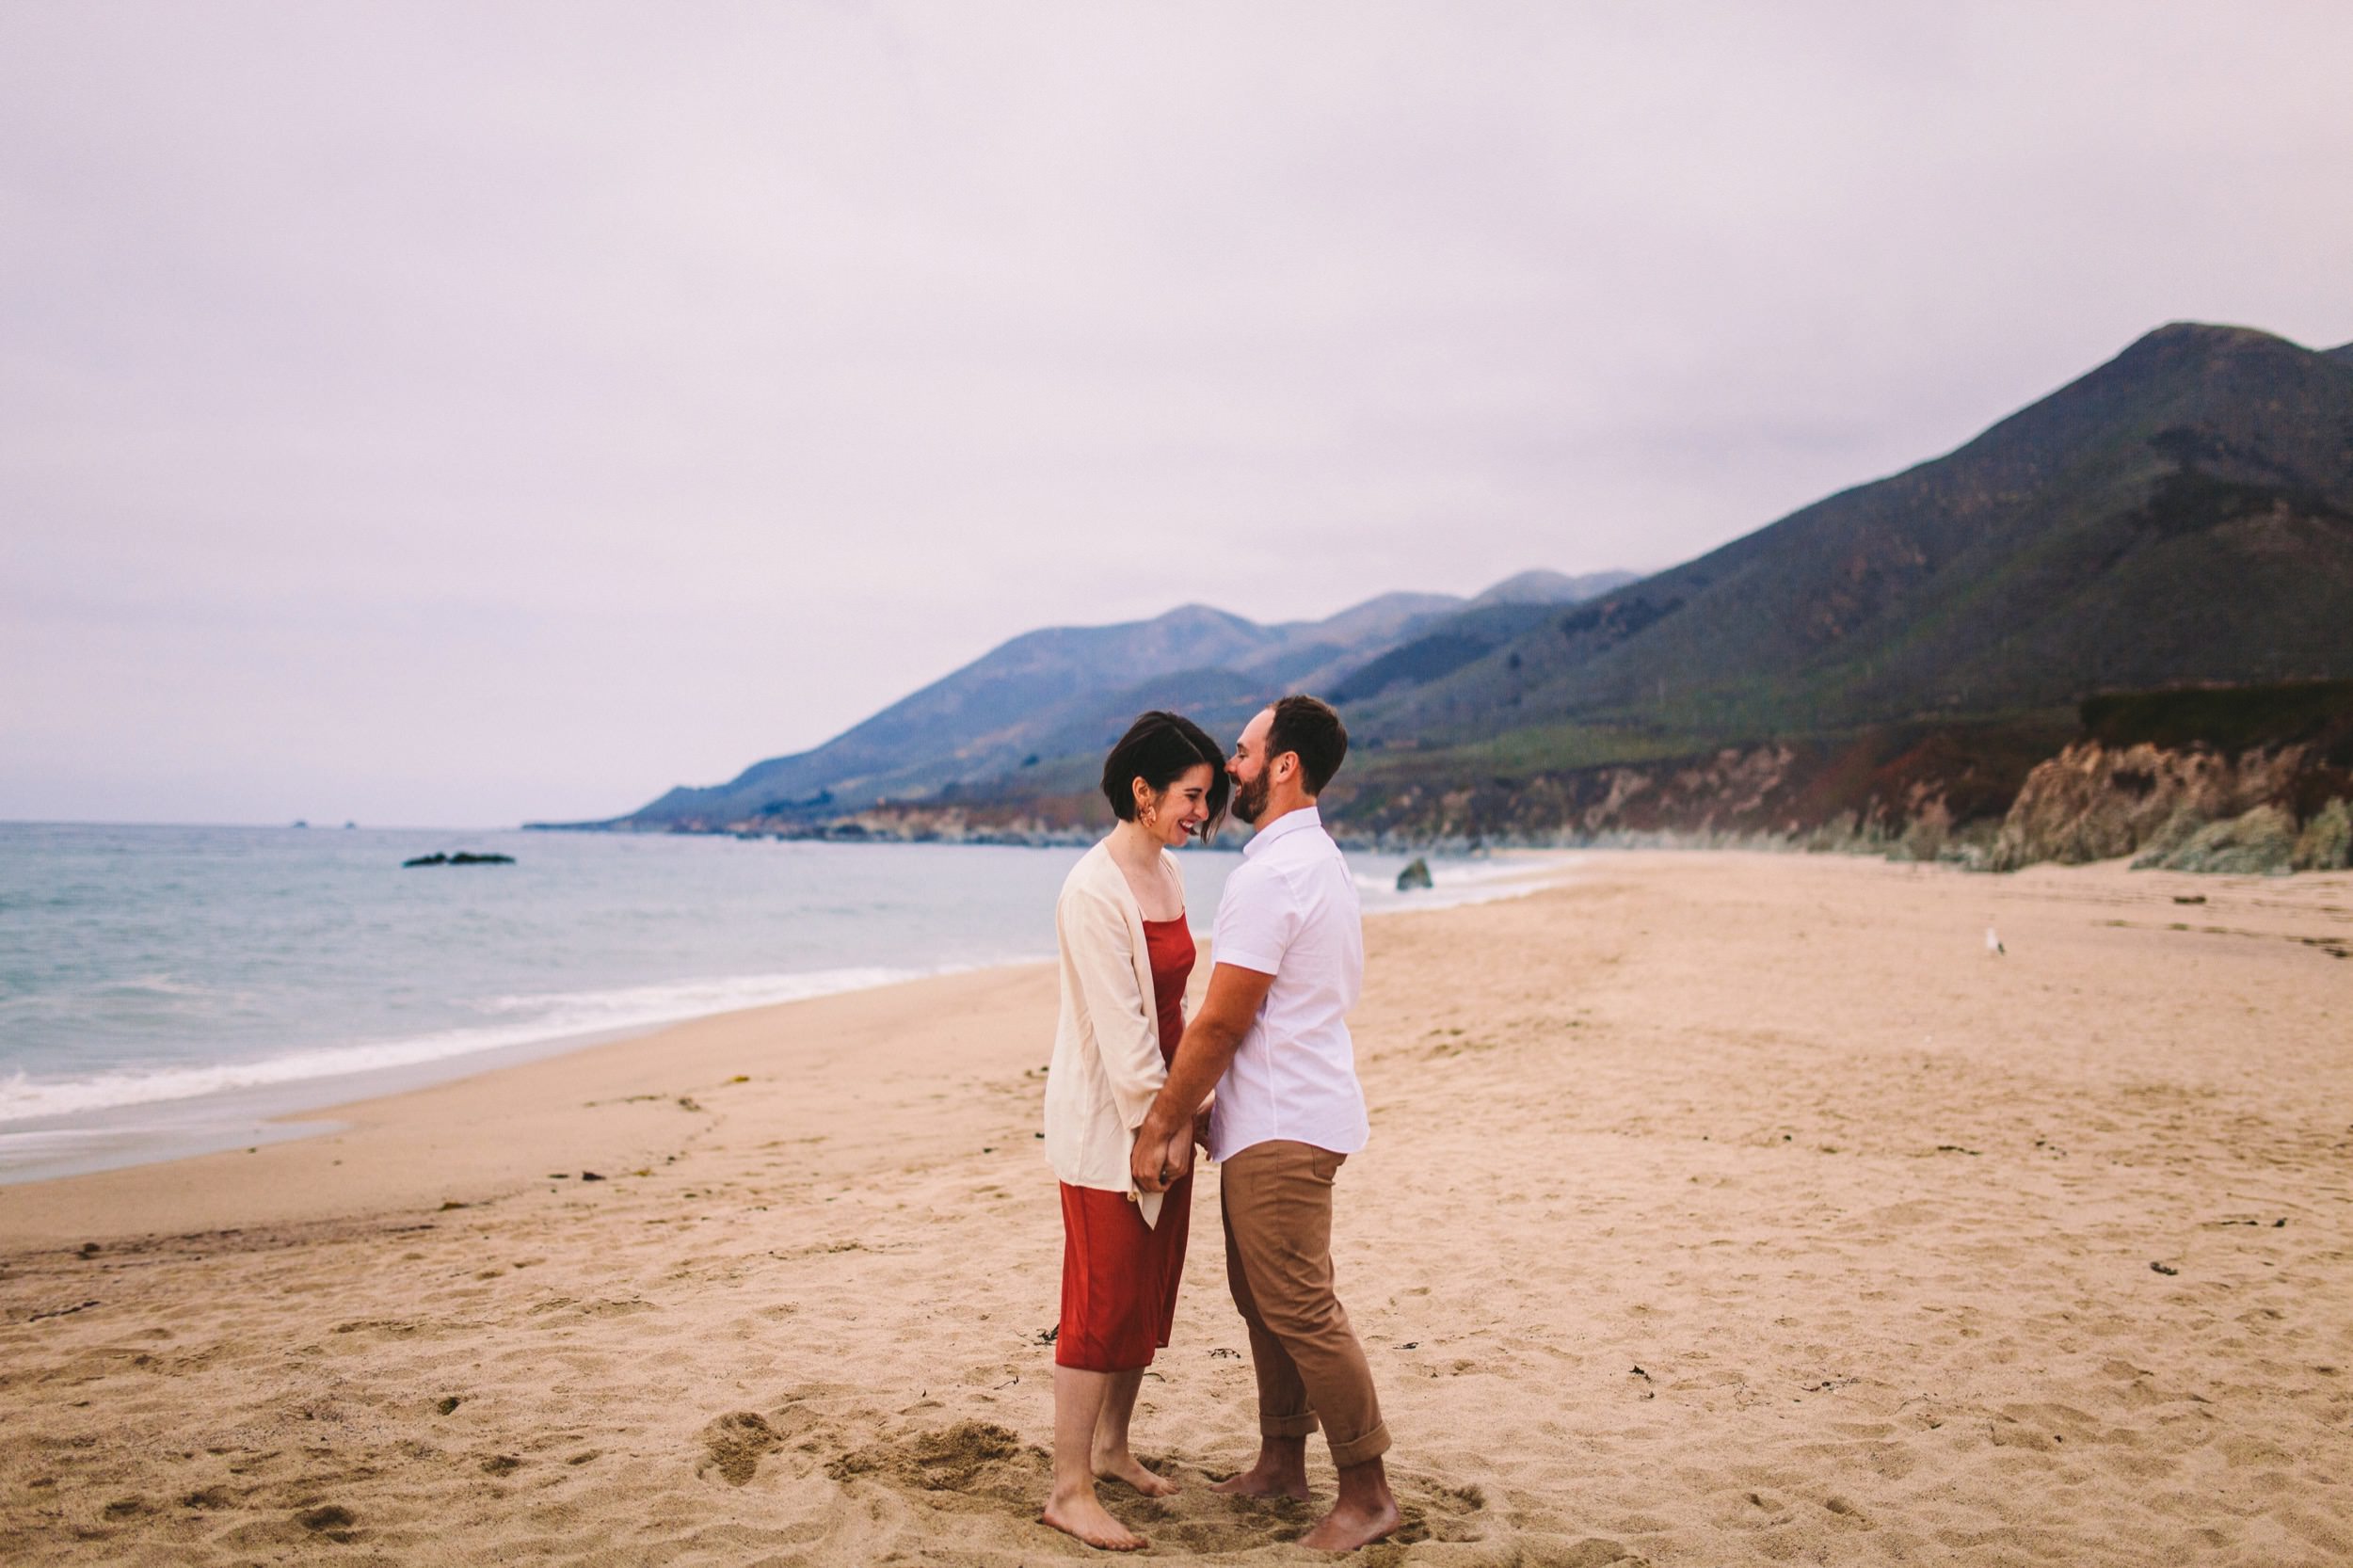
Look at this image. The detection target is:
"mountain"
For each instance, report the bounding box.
[558,321,2353,852]
[588,574,1618,829]
[1330,570,1642,704]
[1467,568,1641,607]
[1348,324,2353,749]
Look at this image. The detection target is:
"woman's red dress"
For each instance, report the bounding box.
[1055,915,1195,1371]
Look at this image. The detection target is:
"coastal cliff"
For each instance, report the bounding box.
[1988,683,2353,872]
[1992,742,2318,871]
[1335,683,2353,873]
[641,683,2353,876]
[1332,717,2070,864]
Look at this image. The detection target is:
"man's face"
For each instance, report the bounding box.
[1228,709,1275,824]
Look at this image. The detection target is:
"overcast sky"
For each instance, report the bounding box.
[6,3,2349,826]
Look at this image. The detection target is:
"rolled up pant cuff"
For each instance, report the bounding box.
[1260,1411,1321,1439]
[1327,1419,1392,1470]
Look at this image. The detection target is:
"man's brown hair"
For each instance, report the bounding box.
[1266,695,1349,796]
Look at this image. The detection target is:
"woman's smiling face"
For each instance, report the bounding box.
[1147,762,1217,845]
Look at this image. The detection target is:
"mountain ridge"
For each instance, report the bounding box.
[552,321,2353,850]
[1350,321,2353,747]
[589,569,1625,828]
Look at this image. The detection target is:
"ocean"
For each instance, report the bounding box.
[0,822,1561,1183]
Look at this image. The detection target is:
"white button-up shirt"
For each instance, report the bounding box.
[1206,805,1369,1163]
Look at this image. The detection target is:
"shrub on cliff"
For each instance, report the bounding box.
[2293,799,2351,872]
[2137,805,2297,874]
[2127,807,2209,869]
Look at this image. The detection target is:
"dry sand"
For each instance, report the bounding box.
[3,851,2349,1566]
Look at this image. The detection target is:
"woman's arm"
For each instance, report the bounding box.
[1059,884,1166,1132]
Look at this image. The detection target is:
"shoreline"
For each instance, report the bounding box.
[0,959,1064,1246]
[0,962,1003,1190]
[0,847,1581,1191]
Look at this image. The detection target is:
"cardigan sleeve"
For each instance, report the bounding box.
[1057,878,1167,1132]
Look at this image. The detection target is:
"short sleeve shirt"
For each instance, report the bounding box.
[1207,806,1369,1162]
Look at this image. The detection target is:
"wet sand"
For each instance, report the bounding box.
[3,851,2348,1565]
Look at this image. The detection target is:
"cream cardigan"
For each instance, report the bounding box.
[1043,839,1182,1224]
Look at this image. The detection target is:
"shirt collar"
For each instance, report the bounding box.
[1241,804,1321,859]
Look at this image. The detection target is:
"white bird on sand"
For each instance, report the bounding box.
[1985,925,2005,955]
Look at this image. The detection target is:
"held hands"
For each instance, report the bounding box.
[1131,1115,1195,1194]
[1162,1123,1195,1185]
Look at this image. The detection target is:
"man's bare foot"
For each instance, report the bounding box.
[1041,1488,1146,1551]
[1298,1493,1401,1551]
[1092,1447,1179,1497]
[1209,1462,1312,1501]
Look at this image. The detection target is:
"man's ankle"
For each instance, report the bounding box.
[1335,1456,1393,1502]
[1259,1434,1308,1458]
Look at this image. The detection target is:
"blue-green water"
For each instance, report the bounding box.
[0,823,1549,1179]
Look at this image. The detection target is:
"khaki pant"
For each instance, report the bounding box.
[1218,1140,1391,1468]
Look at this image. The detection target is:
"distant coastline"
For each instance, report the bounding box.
[535,680,2353,877]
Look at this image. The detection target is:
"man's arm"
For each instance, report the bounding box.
[1130,961,1275,1192]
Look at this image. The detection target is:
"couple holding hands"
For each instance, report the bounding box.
[1041,695,1398,1552]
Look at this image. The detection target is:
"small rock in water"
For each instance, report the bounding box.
[402,851,516,867]
[1396,856,1433,892]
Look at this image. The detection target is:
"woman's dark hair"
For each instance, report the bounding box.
[1101,711,1231,840]
[1266,694,1349,796]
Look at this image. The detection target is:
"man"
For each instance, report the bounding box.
[1132,694,1399,1552]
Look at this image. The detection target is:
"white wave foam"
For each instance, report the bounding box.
[1355,854,1580,914]
[0,960,1029,1126]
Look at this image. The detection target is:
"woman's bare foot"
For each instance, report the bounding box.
[1093,1447,1180,1496]
[1298,1493,1401,1551]
[1041,1487,1146,1551]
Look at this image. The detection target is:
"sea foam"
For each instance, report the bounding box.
[0,962,988,1124]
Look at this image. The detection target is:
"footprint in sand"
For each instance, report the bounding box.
[296,1503,359,1542]
[826,1420,1032,1495]
[698,1411,785,1486]
[1357,1477,1490,1551]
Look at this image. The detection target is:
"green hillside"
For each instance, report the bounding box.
[1353,324,2353,763]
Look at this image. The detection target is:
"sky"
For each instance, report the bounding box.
[6,3,2350,827]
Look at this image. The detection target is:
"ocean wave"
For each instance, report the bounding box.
[0,961,1023,1126]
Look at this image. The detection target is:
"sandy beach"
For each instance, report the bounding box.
[3,850,2348,1566]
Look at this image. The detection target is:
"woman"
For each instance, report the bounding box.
[1040,710,1230,1552]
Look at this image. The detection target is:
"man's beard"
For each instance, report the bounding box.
[1231,769,1271,824]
